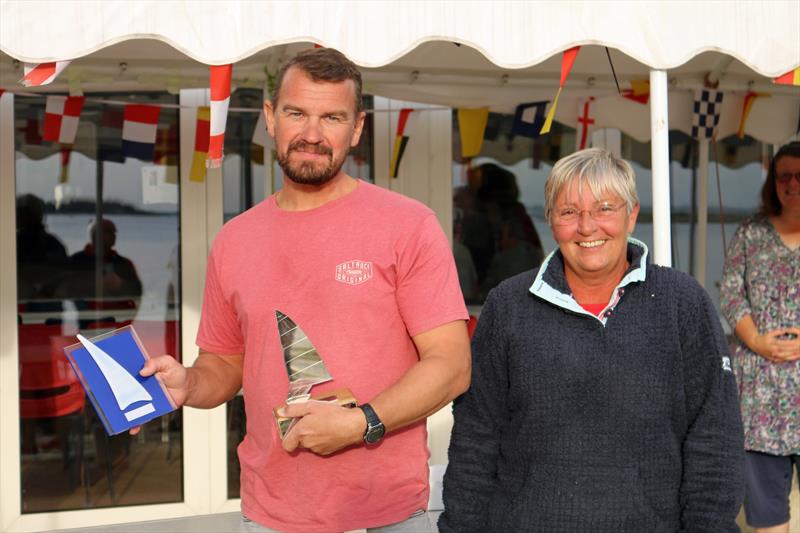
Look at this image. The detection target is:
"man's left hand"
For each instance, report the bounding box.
[281,401,366,455]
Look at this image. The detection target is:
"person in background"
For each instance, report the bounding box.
[721,141,800,533]
[16,193,68,302]
[440,148,744,532]
[66,218,142,307]
[452,207,479,303]
[456,163,544,297]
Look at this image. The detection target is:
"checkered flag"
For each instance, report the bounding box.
[691,89,724,139]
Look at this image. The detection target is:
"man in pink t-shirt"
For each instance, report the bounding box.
[140,48,470,533]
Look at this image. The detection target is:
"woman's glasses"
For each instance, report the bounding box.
[552,202,625,225]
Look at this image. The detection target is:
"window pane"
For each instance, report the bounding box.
[16,93,183,512]
[223,91,374,499]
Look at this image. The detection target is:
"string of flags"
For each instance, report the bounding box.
[22,61,72,87]
[736,91,769,139]
[540,46,580,135]
[7,58,794,180]
[43,96,84,144]
[121,104,161,161]
[208,65,232,168]
[390,108,414,178]
[691,89,723,140]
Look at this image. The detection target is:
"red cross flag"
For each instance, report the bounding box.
[576,97,596,150]
[207,64,232,168]
[43,96,85,144]
[21,61,71,87]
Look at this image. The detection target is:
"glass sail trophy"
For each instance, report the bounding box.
[273,310,357,438]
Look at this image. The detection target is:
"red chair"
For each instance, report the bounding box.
[18,323,87,499]
[18,324,85,419]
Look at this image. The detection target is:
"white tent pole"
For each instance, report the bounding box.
[694,138,710,286]
[650,69,672,267]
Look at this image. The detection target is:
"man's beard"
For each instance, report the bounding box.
[277,140,347,186]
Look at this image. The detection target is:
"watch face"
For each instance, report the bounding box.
[365,424,385,444]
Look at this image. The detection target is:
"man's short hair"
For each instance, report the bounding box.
[271,48,363,113]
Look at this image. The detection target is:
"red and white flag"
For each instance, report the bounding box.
[207,64,232,168]
[21,61,71,87]
[575,97,596,150]
[43,96,85,143]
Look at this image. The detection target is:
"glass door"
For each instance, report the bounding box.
[14,93,183,512]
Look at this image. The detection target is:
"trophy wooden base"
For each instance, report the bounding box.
[273,387,358,439]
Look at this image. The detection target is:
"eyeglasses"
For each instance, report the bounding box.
[552,202,626,225]
[776,172,800,184]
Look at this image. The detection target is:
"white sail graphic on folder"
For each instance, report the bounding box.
[77,334,155,422]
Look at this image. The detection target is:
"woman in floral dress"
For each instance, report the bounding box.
[721,141,800,533]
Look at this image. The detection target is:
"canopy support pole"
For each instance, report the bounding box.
[650,69,672,267]
[693,138,710,287]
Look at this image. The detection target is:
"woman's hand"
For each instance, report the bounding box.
[751,328,800,362]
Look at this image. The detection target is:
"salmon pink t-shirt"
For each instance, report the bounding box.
[196,180,468,533]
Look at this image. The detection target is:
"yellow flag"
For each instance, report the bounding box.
[190,107,211,182]
[540,88,562,135]
[458,108,489,158]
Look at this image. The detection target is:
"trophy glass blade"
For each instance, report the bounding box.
[275,310,332,401]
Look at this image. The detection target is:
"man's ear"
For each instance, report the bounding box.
[264,100,276,138]
[350,111,366,147]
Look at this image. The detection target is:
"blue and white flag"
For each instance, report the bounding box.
[511,101,548,138]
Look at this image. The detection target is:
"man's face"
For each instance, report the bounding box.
[265,67,365,186]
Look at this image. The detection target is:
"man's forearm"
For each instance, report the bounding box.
[184,352,244,408]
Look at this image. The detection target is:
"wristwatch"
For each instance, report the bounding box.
[359,403,386,445]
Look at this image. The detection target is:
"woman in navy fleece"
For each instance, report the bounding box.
[440,148,745,532]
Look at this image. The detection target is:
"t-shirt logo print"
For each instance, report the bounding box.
[335,260,373,285]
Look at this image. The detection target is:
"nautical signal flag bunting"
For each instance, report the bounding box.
[390,108,414,178]
[774,68,800,86]
[541,46,580,135]
[122,104,161,161]
[21,61,71,87]
[191,107,211,182]
[208,65,232,168]
[43,96,85,144]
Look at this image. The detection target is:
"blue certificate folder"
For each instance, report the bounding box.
[63,325,177,435]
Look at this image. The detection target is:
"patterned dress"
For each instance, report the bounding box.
[720,214,800,455]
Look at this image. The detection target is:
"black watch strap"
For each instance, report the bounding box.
[359,403,385,444]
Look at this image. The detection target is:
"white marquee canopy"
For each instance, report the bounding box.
[2,0,798,73]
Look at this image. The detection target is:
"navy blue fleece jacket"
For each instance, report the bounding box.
[439,242,744,532]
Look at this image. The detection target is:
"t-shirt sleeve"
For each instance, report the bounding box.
[196,243,245,355]
[395,213,468,337]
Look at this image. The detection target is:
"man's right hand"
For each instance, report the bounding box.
[129,355,190,435]
[139,355,191,407]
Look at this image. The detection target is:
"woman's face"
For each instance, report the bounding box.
[551,179,639,284]
[775,155,800,213]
